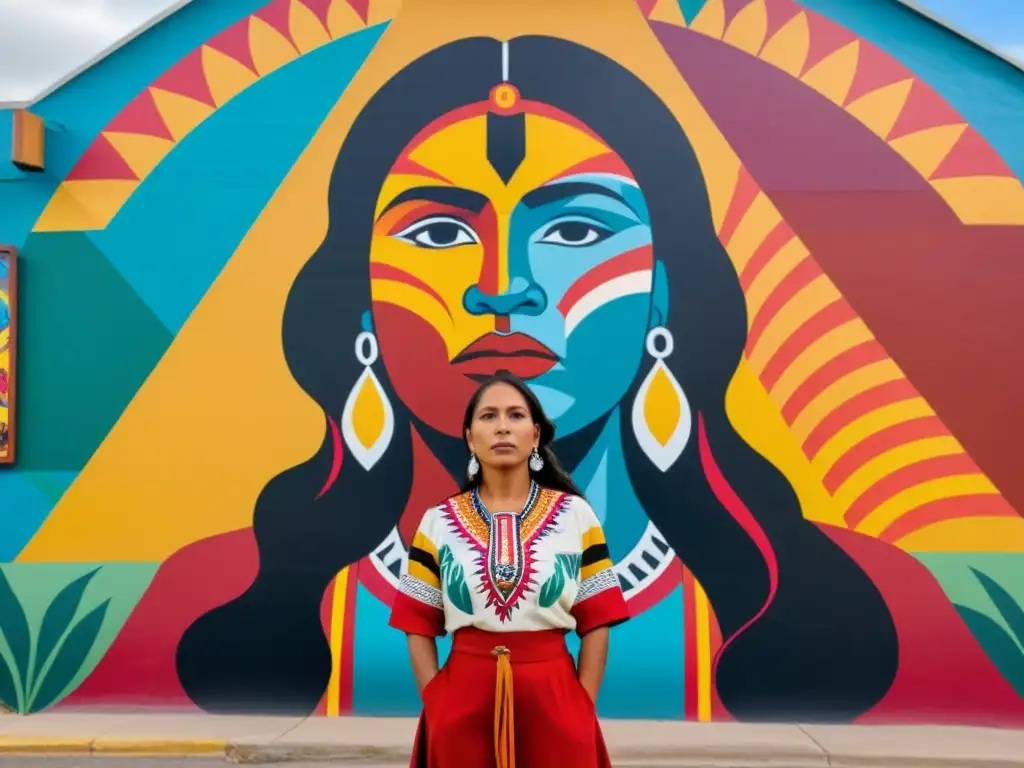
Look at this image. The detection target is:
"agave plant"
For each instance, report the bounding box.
[0,567,110,713]
[954,567,1024,699]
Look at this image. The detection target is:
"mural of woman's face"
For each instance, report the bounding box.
[369,98,655,437]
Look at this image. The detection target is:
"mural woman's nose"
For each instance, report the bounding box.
[463,276,548,320]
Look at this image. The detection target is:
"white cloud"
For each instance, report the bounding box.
[0,0,186,103]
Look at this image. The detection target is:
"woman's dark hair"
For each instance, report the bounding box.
[459,370,585,498]
[176,35,898,721]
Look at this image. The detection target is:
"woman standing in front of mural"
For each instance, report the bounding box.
[389,371,628,767]
[70,32,1020,724]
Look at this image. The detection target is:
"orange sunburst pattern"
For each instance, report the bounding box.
[641,0,1024,225]
[34,0,396,234]
[716,166,1019,546]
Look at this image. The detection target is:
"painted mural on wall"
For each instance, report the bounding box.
[2,0,1024,723]
[0,247,14,464]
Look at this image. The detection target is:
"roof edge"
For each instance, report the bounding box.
[892,0,1024,74]
[23,0,196,107]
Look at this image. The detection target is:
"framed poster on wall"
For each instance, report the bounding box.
[1,246,16,464]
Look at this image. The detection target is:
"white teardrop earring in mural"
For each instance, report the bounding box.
[341,331,394,471]
[631,327,691,472]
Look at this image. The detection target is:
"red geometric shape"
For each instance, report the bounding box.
[299,0,334,28]
[844,42,914,106]
[208,19,258,73]
[105,89,173,141]
[763,0,803,42]
[152,49,216,107]
[636,0,658,17]
[800,11,858,76]
[887,80,965,141]
[347,0,370,23]
[717,166,760,246]
[930,126,1014,179]
[65,134,139,182]
[254,0,298,45]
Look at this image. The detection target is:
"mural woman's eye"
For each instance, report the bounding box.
[394,216,479,249]
[537,220,612,247]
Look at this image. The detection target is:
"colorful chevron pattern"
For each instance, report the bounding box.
[717,165,1019,547]
[642,0,1024,225]
[34,0,399,233]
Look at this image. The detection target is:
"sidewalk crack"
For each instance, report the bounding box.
[798,724,833,767]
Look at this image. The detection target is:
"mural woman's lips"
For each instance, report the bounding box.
[451,332,559,381]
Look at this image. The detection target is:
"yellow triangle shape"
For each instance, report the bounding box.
[16,89,360,564]
[649,0,687,27]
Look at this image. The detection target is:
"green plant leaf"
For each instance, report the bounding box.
[556,553,582,581]
[538,559,566,609]
[970,568,1024,649]
[0,567,30,693]
[29,599,110,713]
[955,603,1024,698]
[0,650,20,712]
[439,546,473,615]
[31,568,101,695]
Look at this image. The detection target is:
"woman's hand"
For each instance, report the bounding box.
[577,626,610,704]
[407,633,440,696]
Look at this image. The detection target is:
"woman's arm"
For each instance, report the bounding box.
[577,626,610,701]
[407,633,440,694]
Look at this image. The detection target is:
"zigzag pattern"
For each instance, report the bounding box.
[717,165,1019,545]
[35,0,399,232]
[644,0,1024,225]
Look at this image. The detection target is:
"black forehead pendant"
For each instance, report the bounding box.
[486,111,526,185]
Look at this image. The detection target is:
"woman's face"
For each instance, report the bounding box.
[369,97,655,437]
[465,382,540,474]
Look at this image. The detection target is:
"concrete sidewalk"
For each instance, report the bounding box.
[2,712,1024,766]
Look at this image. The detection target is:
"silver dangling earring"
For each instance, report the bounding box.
[529,447,545,472]
[467,452,480,480]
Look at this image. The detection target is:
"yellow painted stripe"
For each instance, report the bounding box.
[789,359,903,443]
[760,11,809,76]
[724,0,768,55]
[746,275,841,373]
[370,282,452,338]
[325,567,350,717]
[895,516,1024,552]
[831,435,963,514]
[801,41,859,106]
[845,79,914,140]
[767,319,873,408]
[694,580,712,723]
[888,124,967,179]
[690,0,726,38]
[931,177,1024,226]
[857,475,1000,537]
[810,397,933,476]
[744,236,808,323]
[724,193,782,274]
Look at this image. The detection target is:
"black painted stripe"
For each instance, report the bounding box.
[582,543,611,567]
[408,546,440,579]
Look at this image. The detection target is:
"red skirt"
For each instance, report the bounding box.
[410,628,613,768]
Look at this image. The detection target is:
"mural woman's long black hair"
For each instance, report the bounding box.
[176,35,898,720]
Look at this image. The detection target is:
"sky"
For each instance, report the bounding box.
[0,0,1022,102]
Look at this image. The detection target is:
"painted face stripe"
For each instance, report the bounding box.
[564,271,653,336]
[369,262,453,320]
[558,247,653,317]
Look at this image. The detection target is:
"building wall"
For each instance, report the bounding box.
[2,0,1024,722]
